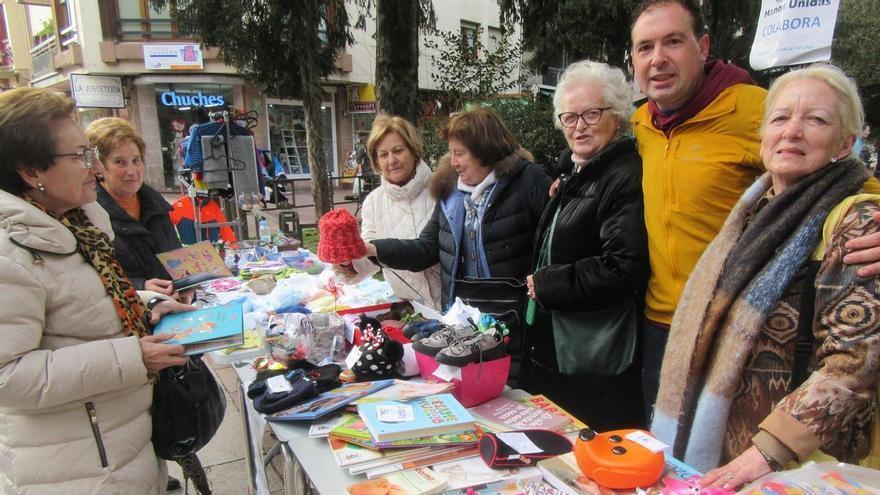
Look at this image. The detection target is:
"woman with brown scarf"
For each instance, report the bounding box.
[0,88,192,493]
[652,64,880,490]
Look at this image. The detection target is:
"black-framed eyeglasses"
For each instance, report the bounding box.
[558,107,612,128]
[52,148,97,169]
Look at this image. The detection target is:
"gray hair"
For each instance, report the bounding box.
[763,63,864,141]
[552,60,634,134]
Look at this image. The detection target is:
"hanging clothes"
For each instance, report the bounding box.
[169,195,238,244]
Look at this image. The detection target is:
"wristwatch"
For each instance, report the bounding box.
[146,297,164,311]
[755,445,784,472]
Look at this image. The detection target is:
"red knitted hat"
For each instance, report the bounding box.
[317,208,366,264]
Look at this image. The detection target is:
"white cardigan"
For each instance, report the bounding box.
[355,162,442,309]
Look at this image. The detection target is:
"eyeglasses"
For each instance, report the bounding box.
[558,107,612,128]
[52,148,98,169]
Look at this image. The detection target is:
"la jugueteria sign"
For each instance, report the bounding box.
[160,91,225,108]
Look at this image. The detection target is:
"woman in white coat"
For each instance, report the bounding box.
[0,88,191,494]
[348,115,442,309]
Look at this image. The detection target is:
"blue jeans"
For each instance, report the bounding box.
[641,319,669,423]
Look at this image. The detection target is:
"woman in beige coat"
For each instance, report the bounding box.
[0,88,191,493]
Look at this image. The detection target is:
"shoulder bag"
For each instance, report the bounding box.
[151,355,227,460]
[535,199,639,377]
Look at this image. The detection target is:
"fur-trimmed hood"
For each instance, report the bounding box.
[429,147,535,200]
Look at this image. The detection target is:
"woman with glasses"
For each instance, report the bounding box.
[87,118,183,299]
[0,88,192,492]
[523,60,649,430]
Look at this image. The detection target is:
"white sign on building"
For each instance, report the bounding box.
[750,0,840,71]
[69,74,125,108]
[143,44,204,70]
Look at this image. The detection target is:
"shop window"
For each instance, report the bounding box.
[154,84,234,188]
[268,103,336,178]
[116,0,180,40]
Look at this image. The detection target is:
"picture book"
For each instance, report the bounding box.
[520,394,588,434]
[346,467,447,495]
[269,379,394,421]
[357,393,475,443]
[151,303,244,355]
[156,241,232,283]
[469,396,570,432]
[329,436,385,468]
[431,456,542,491]
[537,453,703,495]
[309,413,355,438]
[330,414,480,450]
[346,445,455,476]
[362,445,480,479]
[350,379,455,406]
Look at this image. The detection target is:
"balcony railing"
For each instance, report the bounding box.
[30,35,58,79]
[117,17,181,41]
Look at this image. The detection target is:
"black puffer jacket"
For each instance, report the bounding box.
[96,183,181,289]
[529,137,649,369]
[373,149,551,310]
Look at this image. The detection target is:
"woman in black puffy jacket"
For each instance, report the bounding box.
[524,60,649,430]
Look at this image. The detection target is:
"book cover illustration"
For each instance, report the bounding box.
[357,393,475,443]
[151,303,244,355]
[351,379,455,406]
[431,457,542,491]
[469,396,570,432]
[269,379,394,421]
[330,414,480,450]
[346,467,447,495]
[156,240,232,280]
[309,413,355,438]
[522,394,588,434]
[328,435,385,468]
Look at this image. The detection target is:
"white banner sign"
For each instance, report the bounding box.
[143,44,203,70]
[69,74,125,108]
[750,0,840,71]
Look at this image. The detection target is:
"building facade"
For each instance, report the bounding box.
[0,0,522,191]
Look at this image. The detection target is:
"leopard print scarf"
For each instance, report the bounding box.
[26,197,148,337]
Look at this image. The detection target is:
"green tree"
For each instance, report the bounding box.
[834,0,880,87]
[150,0,352,217]
[424,26,525,111]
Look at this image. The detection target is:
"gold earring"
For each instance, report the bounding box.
[37,182,45,192]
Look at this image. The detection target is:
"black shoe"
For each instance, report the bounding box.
[167,475,182,491]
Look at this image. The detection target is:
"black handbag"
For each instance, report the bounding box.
[453,276,527,353]
[151,355,226,460]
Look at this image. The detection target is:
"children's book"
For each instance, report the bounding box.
[469,396,570,432]
[309,413,354,438]
[520,394,588,434]
[362,445,480,479]
[431,456,542,491]
[151,303,244,355]
[357,393,475,443]
[330,414,480,450]
[269,379,394,421]
[345,467,447,495]
[350,379,455,406]
[156,241,232,289]
[329,435,385,468]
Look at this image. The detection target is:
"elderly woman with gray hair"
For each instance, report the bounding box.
[523,60,649,430]
[653,63,880,490]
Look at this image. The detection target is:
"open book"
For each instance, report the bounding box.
[156,241,232,290]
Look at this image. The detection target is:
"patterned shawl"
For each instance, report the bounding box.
[651,159,868,471]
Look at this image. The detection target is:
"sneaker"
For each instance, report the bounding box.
[435,330,506,367]
[412,325,477,356]
[403,319,443,339]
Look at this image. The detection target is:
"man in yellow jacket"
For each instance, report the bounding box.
[630,0,880,418]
